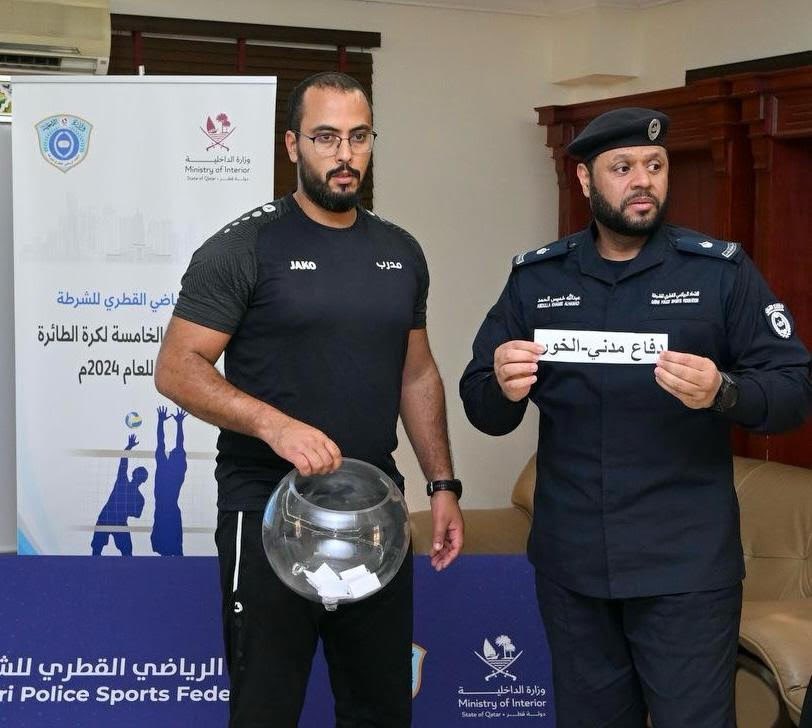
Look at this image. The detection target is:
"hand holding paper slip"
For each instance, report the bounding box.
[534,329,668,364]
[493,339,545,401]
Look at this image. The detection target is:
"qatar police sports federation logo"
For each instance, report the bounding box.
[35,114,93,172]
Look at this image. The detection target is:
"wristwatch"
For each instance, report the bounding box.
[711,371,739,412]
[426,479,462,500]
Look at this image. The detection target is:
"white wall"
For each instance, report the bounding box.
[100,0,812,515]
[545,0,812,104]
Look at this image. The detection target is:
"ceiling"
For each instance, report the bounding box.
[353,0,682,16]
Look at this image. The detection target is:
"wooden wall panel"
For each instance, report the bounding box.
[731,67,812,467]
[664,149,715,234]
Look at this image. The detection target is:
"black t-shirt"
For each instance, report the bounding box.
[174,195,429,510]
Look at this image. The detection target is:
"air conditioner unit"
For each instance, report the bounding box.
[0,0,110,75]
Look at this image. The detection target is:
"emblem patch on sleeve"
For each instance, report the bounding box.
[764,303,793,339]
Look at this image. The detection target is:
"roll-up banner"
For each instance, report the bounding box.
[12,76,277,556]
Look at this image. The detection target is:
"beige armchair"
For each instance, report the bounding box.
[734,457,812,727]
[410,455,812,726]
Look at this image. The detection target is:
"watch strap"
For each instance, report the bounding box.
[426,479,462,500]
[711,371,738,412]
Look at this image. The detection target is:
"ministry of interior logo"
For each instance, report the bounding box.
[201,113,236,151]
[35,115,92,172]
[475,634,524,681]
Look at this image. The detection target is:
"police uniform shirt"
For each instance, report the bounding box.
[460,222,812,599]
[174,195,429,511]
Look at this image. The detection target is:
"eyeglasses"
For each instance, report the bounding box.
[293,130,377,157]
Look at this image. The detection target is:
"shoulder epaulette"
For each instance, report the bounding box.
[512,238,575,268]
[670,228,742,263]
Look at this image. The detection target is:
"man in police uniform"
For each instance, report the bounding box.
[460,107,811,727]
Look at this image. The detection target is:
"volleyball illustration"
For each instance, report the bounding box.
[124,411,143,428]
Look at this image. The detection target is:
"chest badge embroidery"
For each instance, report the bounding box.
[650,290,701,306]
[537,293,581,309]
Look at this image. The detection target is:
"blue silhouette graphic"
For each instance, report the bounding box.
[91,434,147,556]
[151,406,188,556]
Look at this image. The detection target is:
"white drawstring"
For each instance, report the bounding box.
[232,511,243,594]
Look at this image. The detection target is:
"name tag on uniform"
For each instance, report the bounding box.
[534,329,668,364]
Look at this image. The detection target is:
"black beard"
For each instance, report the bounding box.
[298,157,363,213]
[590,184,668,237]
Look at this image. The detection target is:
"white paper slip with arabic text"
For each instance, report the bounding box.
[534,329,668,364]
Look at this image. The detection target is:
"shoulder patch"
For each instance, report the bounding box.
[513,239,575,268]
[672,231,741,262]
[764,302,794,339]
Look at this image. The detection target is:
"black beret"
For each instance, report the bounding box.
[567,107,670,162]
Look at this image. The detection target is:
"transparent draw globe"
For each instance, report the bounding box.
[262,458,410,610]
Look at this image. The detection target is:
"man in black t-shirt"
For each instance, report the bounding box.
[156,72,464,727]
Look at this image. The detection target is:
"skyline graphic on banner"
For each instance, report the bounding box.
[16,193,195,263]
